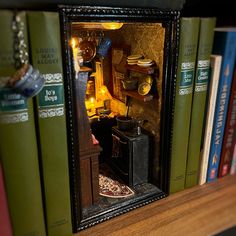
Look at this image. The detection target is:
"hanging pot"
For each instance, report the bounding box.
[97,37,112,58]
[79,39,96,62]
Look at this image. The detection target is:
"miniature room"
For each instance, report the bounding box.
[70,21,165,220]
[60,5,178,230]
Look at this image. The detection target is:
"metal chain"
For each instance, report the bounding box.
[12,12,29,69]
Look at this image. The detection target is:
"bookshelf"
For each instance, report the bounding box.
[65,3,236,235]
[0,0,236,236]
[75,174,236,236]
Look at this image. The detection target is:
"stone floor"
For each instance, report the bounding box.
[82,163,162,220]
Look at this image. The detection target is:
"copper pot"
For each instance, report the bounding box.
[79,39,96,62]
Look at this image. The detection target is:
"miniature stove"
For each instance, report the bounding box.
[109,126,150,187]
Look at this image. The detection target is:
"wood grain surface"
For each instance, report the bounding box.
[75,174,236,236]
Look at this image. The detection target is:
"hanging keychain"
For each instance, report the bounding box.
[7,12,45,98]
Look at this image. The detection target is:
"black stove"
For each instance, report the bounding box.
[109,126,150,187]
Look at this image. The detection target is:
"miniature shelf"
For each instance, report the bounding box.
[122,90,153,102]
[125,64,156,75]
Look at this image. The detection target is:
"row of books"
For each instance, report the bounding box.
[169,16,236,194]
[199,54,236,184]
[0,11,72,236]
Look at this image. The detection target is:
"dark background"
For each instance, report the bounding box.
[0,0,185,10]
[0,0,235,26]
[182,0,236,26]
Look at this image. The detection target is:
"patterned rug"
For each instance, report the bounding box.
[99,174,135,198]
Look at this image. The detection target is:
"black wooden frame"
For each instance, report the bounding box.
[59,5,180,232]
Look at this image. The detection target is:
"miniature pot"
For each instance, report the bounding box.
[116,115,135,131]
[121,79,138,90]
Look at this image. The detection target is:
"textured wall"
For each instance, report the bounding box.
[104,23,165,185]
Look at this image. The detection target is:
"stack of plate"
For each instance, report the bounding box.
[126,54,143,65]
[137,58,154,68]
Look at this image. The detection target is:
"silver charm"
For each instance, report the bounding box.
[8,12,45,98]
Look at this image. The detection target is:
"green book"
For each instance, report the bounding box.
[27,11,72,236]
[169,17,200,194]
[0,10,46,236]
[185,17,216,188]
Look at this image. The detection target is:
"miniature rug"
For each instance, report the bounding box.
[99,174,135,198]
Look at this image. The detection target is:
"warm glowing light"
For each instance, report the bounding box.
[101,22,123,30]
[71,37,79,49]
[70,37,80,73]
[98,85,112,100]
[90,97,95,103]
[100,87,106,95]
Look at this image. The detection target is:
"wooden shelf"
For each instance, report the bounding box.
[122,90,153,102]
[75,175,236,236]
[125,64,157,74]
[123,64,157,102]
[80,66,92,72]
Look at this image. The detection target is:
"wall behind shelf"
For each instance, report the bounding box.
[1,0,234,26]
[0,0,185,10]
[182,0,236,26]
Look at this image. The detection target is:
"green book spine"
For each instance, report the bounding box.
[185,17,216,188]
[169,17,200,194]
[0,10,46,236]
[27,11,72,236]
